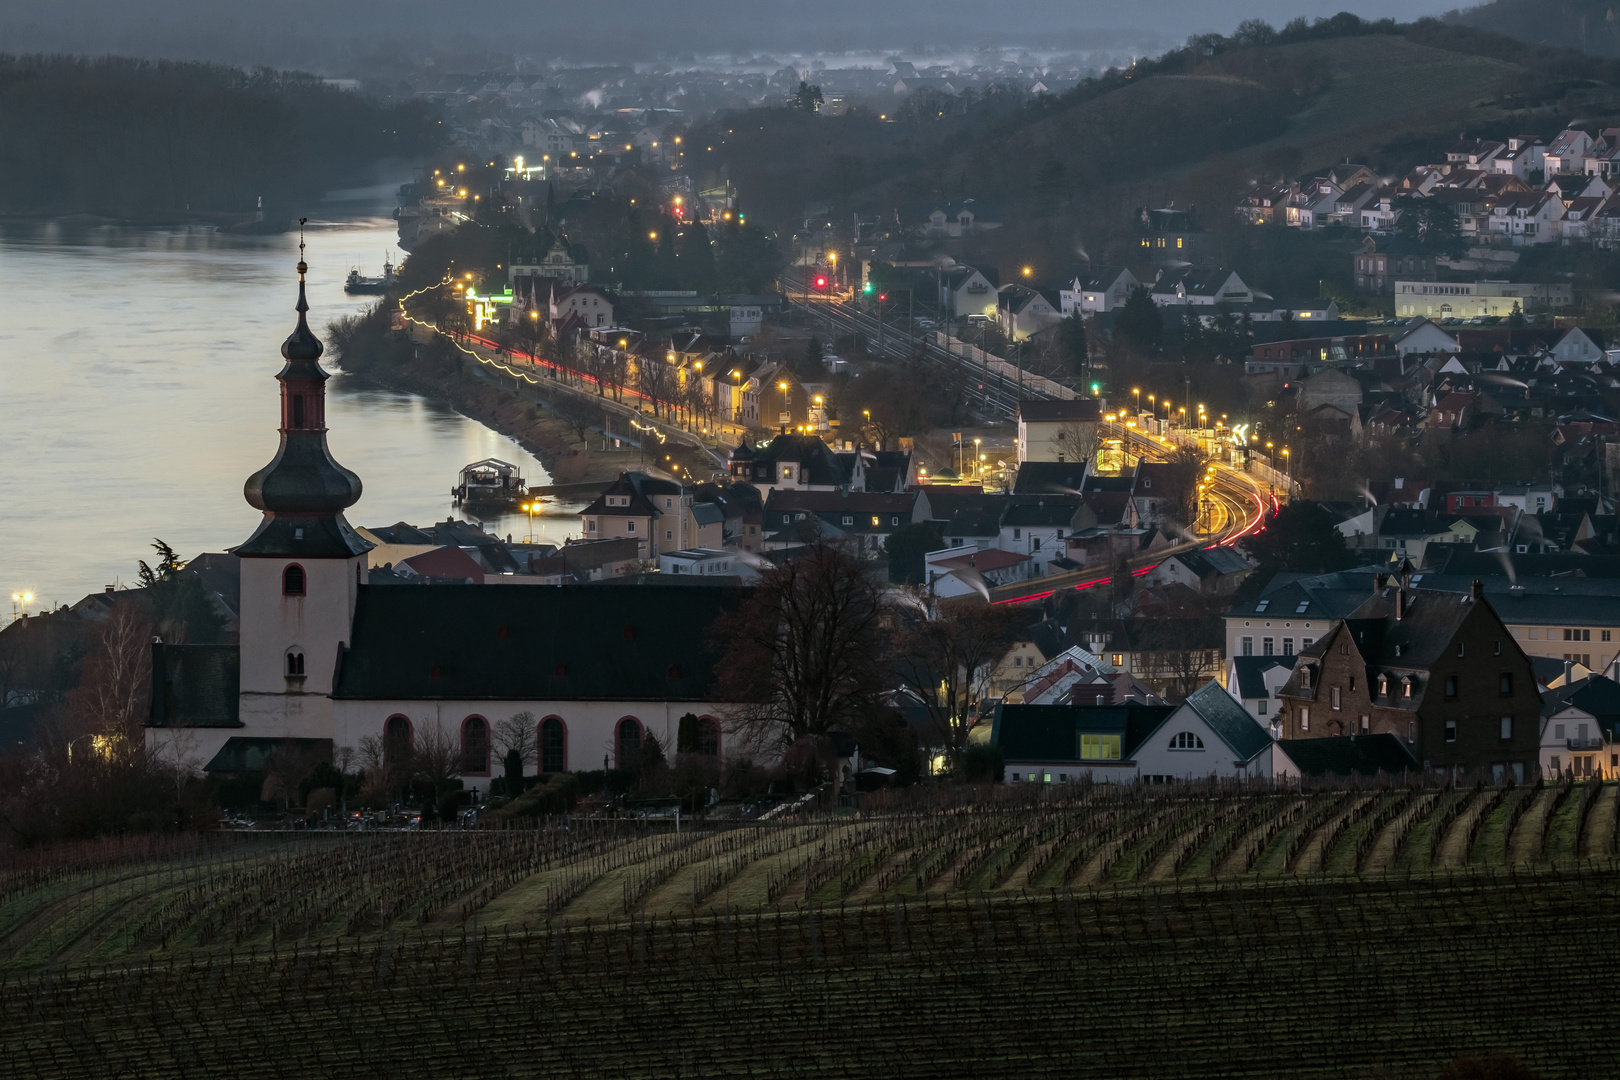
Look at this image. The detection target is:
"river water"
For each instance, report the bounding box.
[0,213,581,613]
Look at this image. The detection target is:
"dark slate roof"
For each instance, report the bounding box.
[1178,681,1273,760]
[1277,734,1419,777]
[204,736,332,774]
[1171,546,1253,579]
[992,703,1175,762]
[149,644,241,729]
[1013,461,1090,495]
[1231,656,1295,699]
[1017,399,1100,423]
[1541,674,1620,737]
[332,585,743,701]
[1002,496,1081,528]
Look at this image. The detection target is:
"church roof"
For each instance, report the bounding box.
[332,585,744,701]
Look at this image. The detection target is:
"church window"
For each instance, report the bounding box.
[283,564,305,596]
[291,395,306,429]
[540,717,567,774]
[383,715,412,767]
[461,716,490,775]
[616,718,643,769]
[699,716,721,758]
[285,649,305,677]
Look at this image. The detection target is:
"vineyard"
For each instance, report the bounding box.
[4,782,1619,1077]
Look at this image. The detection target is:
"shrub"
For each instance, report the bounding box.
[962,743,1005,784]
[491,773,581,818]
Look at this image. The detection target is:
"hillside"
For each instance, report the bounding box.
[1455,0,1620,57]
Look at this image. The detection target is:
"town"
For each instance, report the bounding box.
[4,4,1620,1078]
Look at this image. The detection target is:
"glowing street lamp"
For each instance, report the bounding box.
[520,501,543,544]
[10,591,32,621]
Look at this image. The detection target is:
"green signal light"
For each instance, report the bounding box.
[862,282,873,294]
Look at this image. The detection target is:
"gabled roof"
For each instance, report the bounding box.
[1012,461,1089,495]
[1172,681,1273,761]
[1231,656,1295,700]
[1001,496,1081,528]
[992,703,1175,763]
[1017,399,1100,423]
[1277,734,1419,777]
[332,585,743,701]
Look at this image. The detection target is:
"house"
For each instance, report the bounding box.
[1145,546,1254,596]
[1060,267,1138,314]
[1352,236,1436,293]
[730,433,860,494]
[1545,129,1595,175]
[658,548,759,581]
[761,489,929,556]
[580,472,719,560]
[925,199,1003,237]
[524,537,642,583]
[1148,268,1254,308]
[925,545,1032,598]
[997,284,1061,341]
[993,681,1273,784]
[992,702,1173,784]
[1274,574,1542,784]
[1537,671,1620,778]
[938,266,998,320]
[1015,398,1100,464]
[998,496,1083,575]
[1269,734,1419,779]
[1012,460,1091,495]
[551,284,614,328]
[1389,317,1460,356]
[1550,327,1608,364]
[1226,654,1296,723]
[509,233,590,287]
[1236,182,1294,226]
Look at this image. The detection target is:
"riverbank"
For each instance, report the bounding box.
[331,323,716,489]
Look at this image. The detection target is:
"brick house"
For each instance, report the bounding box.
[1275,570,1541,783]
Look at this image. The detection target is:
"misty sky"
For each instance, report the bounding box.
[0,0,1470,70]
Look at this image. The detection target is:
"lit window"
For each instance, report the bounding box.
[1079,733,1121,760]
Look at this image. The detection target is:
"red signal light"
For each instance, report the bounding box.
[814,276,827,288]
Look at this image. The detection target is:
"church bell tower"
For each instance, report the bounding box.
[235,240,372,740]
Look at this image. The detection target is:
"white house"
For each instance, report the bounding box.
[658,548,760,580]
[925,545,1032,598]
[939,266,998,320]
[1129,682,1276,783]
[1388,316,1460,355]
[1545,129,1595,175]
[997,284,1062,341]
[551,285,614,328]
[1060,267,1138,314]
[1550,327,1608,364]
[1226,655,1296,724]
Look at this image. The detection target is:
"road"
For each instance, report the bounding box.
[986,418,1269,605]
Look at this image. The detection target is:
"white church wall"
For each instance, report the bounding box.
[238,554,363,741]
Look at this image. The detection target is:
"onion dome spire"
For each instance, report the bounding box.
[237,225,371,559]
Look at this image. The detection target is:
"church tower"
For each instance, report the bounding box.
[235,245,372,741]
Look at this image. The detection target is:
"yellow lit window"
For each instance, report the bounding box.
[1080,733,1121,760]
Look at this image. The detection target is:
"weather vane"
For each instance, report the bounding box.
[298,217,308,279]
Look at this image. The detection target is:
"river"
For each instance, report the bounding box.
[0,212,583,614]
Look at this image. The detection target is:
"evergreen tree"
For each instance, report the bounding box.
[1057,312,1088,378]
[678,221,718,293]
[1115,285,1163,350]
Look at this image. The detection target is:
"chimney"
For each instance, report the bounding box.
[1395,589,1407,620]
[105,585,114,595]
[1373,572,1388,593]
[1469,579,1484,602]
[1565,659,1575,684]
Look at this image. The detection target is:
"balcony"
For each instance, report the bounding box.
[1566,737,1605,751]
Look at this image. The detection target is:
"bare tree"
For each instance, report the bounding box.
[710,543,889,754]
[889,598,1023,772]
[411,720,463,806]
[1051,417,1099,465]
[63,602,152,765]
[494,711,537,770]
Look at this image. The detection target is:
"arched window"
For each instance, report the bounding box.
[285,648,305,677]
[283,564,305,596]
[461,716,490,775]
[616,717,642,769]
[698,716,721,758]
[1169,732,1205,750]
[540,717,567,774]
[383,715,412,768]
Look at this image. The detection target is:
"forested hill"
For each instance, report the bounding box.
[1453,0,1620,58]
[0,55,440,221]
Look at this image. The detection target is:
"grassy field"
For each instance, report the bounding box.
[3,782,1617,1077]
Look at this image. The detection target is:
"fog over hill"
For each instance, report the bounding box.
[0,0,1463,71]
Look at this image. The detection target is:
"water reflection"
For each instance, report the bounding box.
[0,217,580,612]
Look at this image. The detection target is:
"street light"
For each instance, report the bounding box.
[10,591,32,621]
[1133,388,1141,414]
[520,501,543,544]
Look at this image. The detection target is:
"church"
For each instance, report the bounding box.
[147,255,739,792]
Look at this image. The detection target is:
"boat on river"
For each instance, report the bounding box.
[453,458,527,512]
[344,255,395,294]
